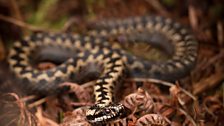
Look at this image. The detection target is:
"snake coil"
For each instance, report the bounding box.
[8,16,197,124]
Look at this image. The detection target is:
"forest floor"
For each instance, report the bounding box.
[0,0,224,126]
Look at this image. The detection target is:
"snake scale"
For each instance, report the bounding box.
[8,16,198,124]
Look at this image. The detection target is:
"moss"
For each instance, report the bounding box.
[26,0,67,29]
[161,0,175,7]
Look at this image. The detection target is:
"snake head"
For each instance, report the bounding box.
[86,103,131,124]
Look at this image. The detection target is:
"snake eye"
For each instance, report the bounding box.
[105,109,111,114]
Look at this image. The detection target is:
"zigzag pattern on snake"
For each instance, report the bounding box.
[8,16,198,124]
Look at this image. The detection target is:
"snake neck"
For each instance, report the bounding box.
[85,51,129,124]
[94,53,125,106]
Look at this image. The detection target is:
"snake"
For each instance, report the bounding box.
[8,16,198,124]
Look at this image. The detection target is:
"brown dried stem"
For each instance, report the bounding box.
[0,15,51,32]
[127,78,197,101]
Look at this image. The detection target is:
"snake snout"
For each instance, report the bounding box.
[86,103,131,124]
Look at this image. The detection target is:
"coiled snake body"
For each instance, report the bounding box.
[8,16,198,124]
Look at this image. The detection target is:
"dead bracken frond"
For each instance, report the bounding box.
[2,93,38,126]
[136,114,169,126]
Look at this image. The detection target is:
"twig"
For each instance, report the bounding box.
[193,72,224,95]
[5,118,18,126]
[195,50,224,71]
[222,83,224,106]
[0,14,51,32]
[188,4,198,31]
[81,80,96,88]
[35,107,59,126]
[127,78,174,87]
[28,98,47,108]
[217,21,223,46]
[71,102,93,107]
[144,0,169,16]
[178,108,197,126]
[20,95,37,102]
[62,17,81,32]
[126,78,197,101]
[6,93,37,126]
[9,0,23,20]
[0,37,5,60]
